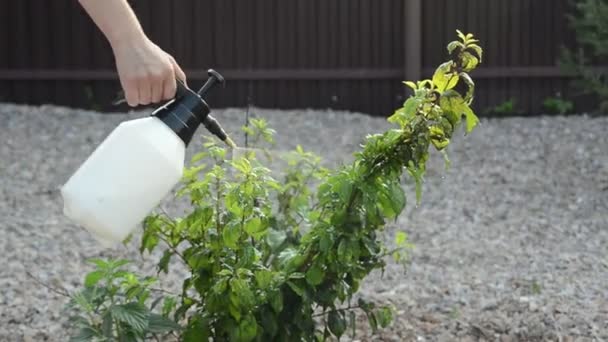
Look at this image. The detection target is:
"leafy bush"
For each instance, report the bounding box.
[543,93,574,115]
[68,31,483,341]
[483,98,524,116]
[560,0,608,113]
[68,259,182,341]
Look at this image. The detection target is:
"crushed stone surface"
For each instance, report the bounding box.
[1,102,607,341]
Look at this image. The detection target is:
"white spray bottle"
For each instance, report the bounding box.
[61,69,234,247]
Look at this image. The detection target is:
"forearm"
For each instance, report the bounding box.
[78,0,145,47]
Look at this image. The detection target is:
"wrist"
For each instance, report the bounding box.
[107,25,147,50]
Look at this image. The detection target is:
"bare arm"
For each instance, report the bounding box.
[78,0,186,107]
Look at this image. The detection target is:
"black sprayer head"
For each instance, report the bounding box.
[152,69,234,147]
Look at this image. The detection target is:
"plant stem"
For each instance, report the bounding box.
[312,305,362,318]
[157,233,188,265]
[25,271,71,297]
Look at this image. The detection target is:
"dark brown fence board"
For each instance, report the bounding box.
[0,0,599,116]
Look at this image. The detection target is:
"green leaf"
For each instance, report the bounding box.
[376,307,393,328]
[463,103,480,134]
[388,98,420,126]
[328,310,347,338]
[158,249,172,274]
[319,232,334,253]
[232,157,253,174]
[162,297,177,317]
[305,264,325,286]
[223,223,241,249]
[87,258,110,270]
[235,314,258,342]
[269,290,284,313]
[230,278,255,309]
[288,272,305,280]
[225,190,243,216]
[395,231,408,247]
[287,280,305,297]
[337,238,352,263]
[111,302,148,333]
[378,180,406,219]
[407,160,425,205]
[254,269,273,289]
[69,326,99,342]
[140,228,159,255]
[84,271,104,288]
[335,180,353,203]
[266,229,286,251]
[183,316,210,342]
[244,217,265,238]
[260,308,279,337]
[432,61,459,91]
[147,313,182,333]
[229,302,242,322]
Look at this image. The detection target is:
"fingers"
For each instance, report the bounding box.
[162,73,177,101]
[122,78,140,107]
[150,70,166,103]
[114,43,186,106]
[138,78,152,105]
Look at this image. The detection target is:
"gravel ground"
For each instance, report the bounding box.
[1,102,607,342]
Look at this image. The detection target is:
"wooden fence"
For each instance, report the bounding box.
[0,0,585,116]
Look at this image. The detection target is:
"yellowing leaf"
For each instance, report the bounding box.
[429,125,450,150]
[432,61,459,91]
[456,29,466,41]
[403,81,417,90]
[461,52,479,72]
[467,44,483,62]
[463,104,479,134]
[388,98,420,126]
[447,41,464,54]
[459,72,475,104]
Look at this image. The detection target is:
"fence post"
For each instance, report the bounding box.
[404,0,422,84]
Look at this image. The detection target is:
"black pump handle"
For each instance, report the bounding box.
[197,69,226,97]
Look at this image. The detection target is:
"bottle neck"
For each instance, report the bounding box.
[151,93,210,146]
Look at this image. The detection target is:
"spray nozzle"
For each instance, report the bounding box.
[196,70,235,149]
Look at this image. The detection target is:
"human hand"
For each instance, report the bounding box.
[111,37,187,107]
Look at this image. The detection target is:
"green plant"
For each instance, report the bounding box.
[560,0,608,113]
[542,93,574,115]
[483,98,522,116]
[69,31,483,341]
[67,259,182,341]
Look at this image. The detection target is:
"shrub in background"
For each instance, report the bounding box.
[67,31,483,342]
[560,0,608,113]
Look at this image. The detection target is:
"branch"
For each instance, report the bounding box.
[25,271,71,298]
[312,304,362,318]
[156,232,188,265]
